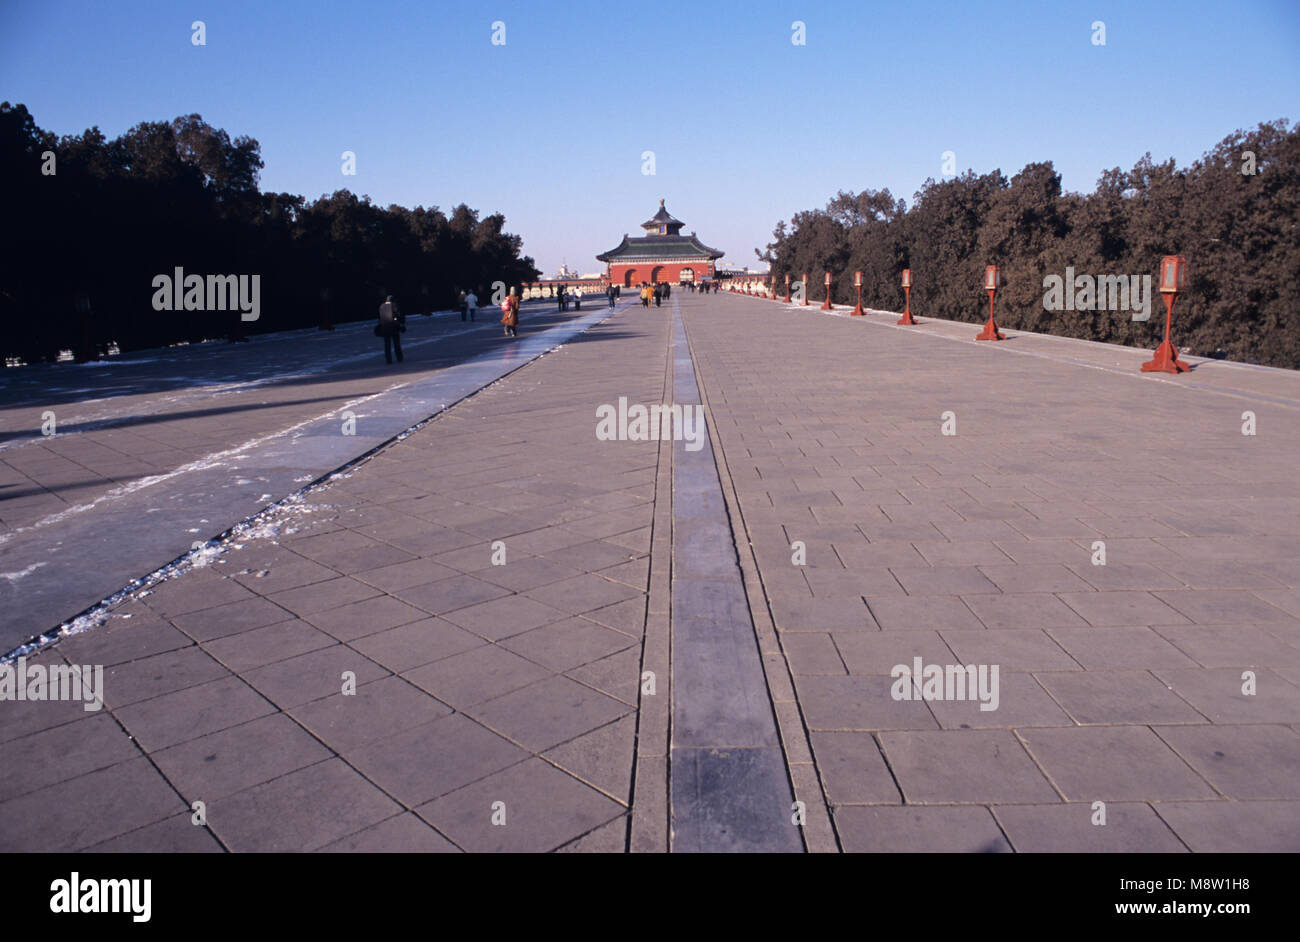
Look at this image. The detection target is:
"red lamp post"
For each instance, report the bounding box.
[897,268,918,325]
[1141,255,1190,373]
[784,273,791,304]
[801,273,809,306]
[821,272,833,311]
[771,277,780,302]
[975,264,1006,341]
[851,270,864,316]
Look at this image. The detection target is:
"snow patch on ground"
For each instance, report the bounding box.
[2,489,339,662]
[1,562,47,581]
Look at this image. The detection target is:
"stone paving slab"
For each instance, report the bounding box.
[682,290,1300,852]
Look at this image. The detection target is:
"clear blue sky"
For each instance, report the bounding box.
[3,0,1297,276]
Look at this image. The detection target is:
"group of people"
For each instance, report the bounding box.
[554,284,587,312]
[456,289,481,322]
[379,275,728,361]
[638,282,673,307]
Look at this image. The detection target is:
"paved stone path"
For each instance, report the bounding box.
[682,291,1300,852]
[0,303,612,651]
[1,300,662,852]
[3,287,1298,852]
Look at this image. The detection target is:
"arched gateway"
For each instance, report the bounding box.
[597,200,724,285]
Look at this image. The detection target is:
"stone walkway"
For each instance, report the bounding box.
[3,287,1298,852]
[682,291,1300,852]
[0,303,608,650]
[1,300,666,852]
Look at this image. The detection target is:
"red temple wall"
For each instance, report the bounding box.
[609,261,716,286]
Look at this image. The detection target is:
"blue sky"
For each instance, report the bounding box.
[3,0,1298,275]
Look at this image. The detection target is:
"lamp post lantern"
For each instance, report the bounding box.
[975,264,1006,341]
[1141,255,1190,373]
[897,268,918,325]
[851,270,864,316]
[821,272,833,311]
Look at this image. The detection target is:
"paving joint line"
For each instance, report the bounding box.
[629,300,674,853]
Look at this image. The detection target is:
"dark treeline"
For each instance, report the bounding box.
[760,120,1299,369]
[0,103,539,362]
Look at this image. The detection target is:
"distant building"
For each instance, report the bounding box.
[596,200,725,286]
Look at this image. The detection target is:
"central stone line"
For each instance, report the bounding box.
[667,298,803,853]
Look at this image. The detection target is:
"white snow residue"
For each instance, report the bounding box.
[0,322,468,455]
[0,383,406,547]
[2,490,341,663]
[1,562,47,581]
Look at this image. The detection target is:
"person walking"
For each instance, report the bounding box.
[606,283,616,308]
[653,283,662,307]
[574,286,583,310]
[378,295,403,363]
[457,289,468,321]
[640,283,650,308]
[465,288,478,322]
[501,287,520,338]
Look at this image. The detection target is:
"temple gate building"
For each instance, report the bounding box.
[596,200,725,287]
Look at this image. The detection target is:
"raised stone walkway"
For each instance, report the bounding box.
[3,289,1298,851]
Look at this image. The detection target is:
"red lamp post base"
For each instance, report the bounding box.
[975,289,1004,340]
[851,285,863,316]
[897,285,917,324]
[1140,340,1190,373]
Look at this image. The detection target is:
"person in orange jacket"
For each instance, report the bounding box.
[500,287,520,338]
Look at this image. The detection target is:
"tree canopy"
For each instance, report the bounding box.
[0,104,539,362]
[759,120,1299,368]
